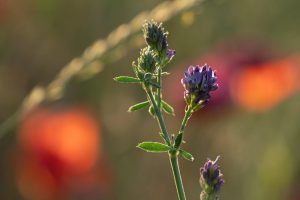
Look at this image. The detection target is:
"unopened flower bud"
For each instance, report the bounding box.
[167,49,176,60]
[142,20,168,53]
[200,156,224,200]
[137,48,157,73]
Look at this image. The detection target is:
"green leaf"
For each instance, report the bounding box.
[137,142,171,153]
[148,105,155,118]
[179,149,194,161]
[113,76,141,83]
[174,133,183,148]
[128,101,150,112]
[162,100,175,115]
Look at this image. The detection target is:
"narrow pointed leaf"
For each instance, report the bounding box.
[148,105,155,117]
[174,133,183,148]
[179,149,194,161]
[137,142,170,153]
[114,76,141,83]
[128,101,150,112]
[162,100,175,115]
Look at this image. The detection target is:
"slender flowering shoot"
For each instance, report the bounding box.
[200,156,224,200]
[114,20,223,200]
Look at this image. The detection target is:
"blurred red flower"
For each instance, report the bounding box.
[15,106,113,200]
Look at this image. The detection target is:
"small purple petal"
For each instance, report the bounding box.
[167,49,176,60]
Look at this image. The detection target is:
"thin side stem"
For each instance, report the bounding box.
[170,152,187,200]
[157,68,162,109]
[173,106,193,148]
[146,87,171,146]
[179,106,193,134]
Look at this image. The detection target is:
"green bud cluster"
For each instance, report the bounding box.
[142,20,169,54]
[137,48,158,73]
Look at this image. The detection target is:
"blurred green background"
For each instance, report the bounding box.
[1,0,300,199]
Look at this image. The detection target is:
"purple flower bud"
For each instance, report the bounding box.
[200,156,224,194]
[167,49,176,60]
[181,64,218,107]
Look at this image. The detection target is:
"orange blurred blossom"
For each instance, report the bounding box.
[231,58,300,112]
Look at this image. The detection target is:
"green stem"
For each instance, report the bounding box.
[179,106,193,134]
[146,87,171,146]
[170,152,187,200]
[157,68,162,109]
[174,106,193,148]
[146,86,186,200]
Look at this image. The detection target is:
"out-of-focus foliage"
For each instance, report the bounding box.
[0,0,300,200]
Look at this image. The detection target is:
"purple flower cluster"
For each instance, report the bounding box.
[181,64,218,106]
[200,156,224,194]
